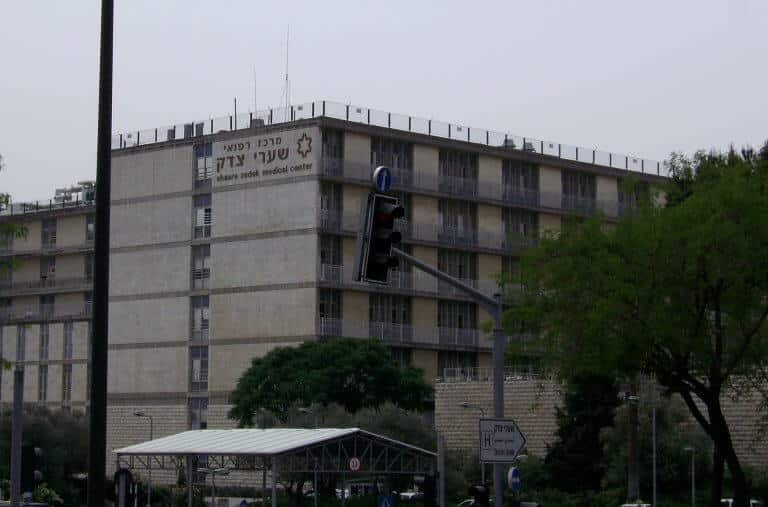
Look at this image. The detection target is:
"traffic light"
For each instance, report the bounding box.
[468,484,489,507]
[21,446,44,492]
[356,193,404,284]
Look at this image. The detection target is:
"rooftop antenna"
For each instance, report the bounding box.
[253,65,258,116]
[281,25,291,122]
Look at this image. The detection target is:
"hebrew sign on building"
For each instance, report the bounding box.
[212,127,320,187]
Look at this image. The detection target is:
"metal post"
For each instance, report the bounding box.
[438,434,445,507]
[89,1,113,505]
[117,471,126,507]
[492,294,505,507]
[341,473,346,507]
[652,407,657,507]
[212,473,216,507]
[691,452,695,507]
[313,459,318,507]
[147,417,153,507]
[186,456,193,507]
[390,247,505,507]
[10,367,23,507]
[272,459,278,507]
[262,458,267,507]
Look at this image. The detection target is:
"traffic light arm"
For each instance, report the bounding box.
[391,247,499,316]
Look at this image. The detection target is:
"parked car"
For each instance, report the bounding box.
[721,498,762,507]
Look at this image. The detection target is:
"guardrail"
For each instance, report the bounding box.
[112,100,666,176]
[0,198,95,218]
[320,158,622,217]
[0,301,93,324]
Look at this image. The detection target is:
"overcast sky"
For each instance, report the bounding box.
[1,0,766,202]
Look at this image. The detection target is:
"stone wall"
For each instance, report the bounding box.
[435,379,768,468]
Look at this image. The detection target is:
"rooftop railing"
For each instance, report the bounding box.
[0,198,95,218]
[112,100,667,176]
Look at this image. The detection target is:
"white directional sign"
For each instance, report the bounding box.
[479,418,527,463]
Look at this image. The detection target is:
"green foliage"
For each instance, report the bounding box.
[0,406,88,506]
[601,389,711,500]
[33,483,64,505]
[544,374,621,493]
[228,338,433,426]
[513,143,768,501]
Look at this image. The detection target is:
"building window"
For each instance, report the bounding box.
[439,150,477,194]
[62,364,72,402]
[191,296,210,341]
[84,254,94,282]
[84,292,93,315]
[38,365,48,402]
[86,214,95,242]
[63,322,73,360]
[41,218,57,248]
[320,235,342,267]
[437,250,477,280]
[191,245,211,289]
[503,209,538,241]
[319,289,341,320]
[502,256,522,284]
[40,256,56,282]
[194,143,213,185]
[39,324,49,361]
[390,347,412,368]
[320,183,342,214]
[16,326,26,361]
[369,295,411,325]
[189,398,209,430]
[438,199,477,239]
[193,195,212,239]
[322,130,344,160]
[438,301,477,330]
[40,295,55,319]
[502,160,538,190]
[371,138,413,170]
[437,350,478,378]
[190,346,209,392]
[562,170,596,210]
[618,178,649,215]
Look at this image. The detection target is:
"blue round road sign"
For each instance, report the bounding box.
[373,166,392,193]
[508,466,522,492]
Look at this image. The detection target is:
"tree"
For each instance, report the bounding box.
[0,406,89,506]
[543,374,621,495]
[228,338,434,426]
[513,144,768,507]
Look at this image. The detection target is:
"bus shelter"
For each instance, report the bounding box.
[114,428,436,506]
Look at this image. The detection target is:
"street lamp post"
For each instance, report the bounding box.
[133,411,154,507]
[684,447,696,507]
[458,402,486,485]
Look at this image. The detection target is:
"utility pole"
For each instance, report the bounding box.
[627,379,640,502]
[391,247,506,507]
[10,367,24,507]
[88,0,114,505]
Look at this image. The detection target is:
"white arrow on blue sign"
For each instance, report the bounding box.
[372,166,392,193]
[507,466,522,492]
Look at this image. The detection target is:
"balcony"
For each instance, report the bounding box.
[0,240,95,258]
[320,209,538,254]
[0,276,93,296]
[318,317,531,351]
[320,158,623,219]
[0,301,92,324]
[319,263,501,299]
[438,365,541,383]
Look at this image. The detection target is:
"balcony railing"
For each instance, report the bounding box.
[0,240,95,257]
[319,209,537,254]
[0,277,93,295]
[319,263,501,299]
[320,158,622,218]
[112,99,665,177]
[0,301,92,323]
[439,366,542,383]
[0,198,95,218]
[318,317,532,351]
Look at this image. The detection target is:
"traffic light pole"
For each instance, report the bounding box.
[391,248,506,507]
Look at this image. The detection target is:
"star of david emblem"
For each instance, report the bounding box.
[297,133,312,158]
